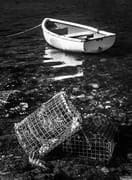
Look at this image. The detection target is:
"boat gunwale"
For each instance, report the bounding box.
[42,18,116,42]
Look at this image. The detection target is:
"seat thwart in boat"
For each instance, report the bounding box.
[42,18,116,53]
[64,31,94,38]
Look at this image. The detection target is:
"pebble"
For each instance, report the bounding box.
[80,107,84,110]
[127,153,132,161]
[121,123,126,126]
[91,92,96,97]
[119,112,126,118]
[100,58,107,62]
[100,167,109,174]
[88,83,99,89]
[70,95,76,100]
[97,104,104,109]
[105,105,111,109]
[14,156,22,159]
[83,113,94,119]
[7,154,13,158]
[72,87,80,93]
[105,101,111,104]
[5,113,9,117]
[86,95,94,100]
[20,102,29,111]
[19,112,26,115]
[90,99,97,106]
[34,174,51,180]
[76,94,86,101]
[120,176,132,180]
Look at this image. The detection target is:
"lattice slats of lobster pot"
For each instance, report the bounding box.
[83,114,117,141]
[14,91,82,156]
[62,132,115,163]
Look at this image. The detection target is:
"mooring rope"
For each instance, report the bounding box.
[6,23,41,38]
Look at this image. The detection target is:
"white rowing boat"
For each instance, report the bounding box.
[41,18,116,53]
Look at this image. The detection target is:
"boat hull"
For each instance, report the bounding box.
[42,18,116,53]
[84,35,116,53]
[43,30,84,52]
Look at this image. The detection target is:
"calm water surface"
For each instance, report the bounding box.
[0,0,132,122]
[0,0,132,178]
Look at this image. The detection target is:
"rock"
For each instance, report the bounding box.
[89,83,99,89]
[34,173,53,180]
[91,89,97,96]
[83,113,94,119]
[100,58,107,62]
[70,95,76,100]
[118,113,126,118]
[105,101,111,104]
[20,102,29,111]
[120,176,132,180]
[98,104,104,109]
[86,95,94,100]
[90,99,97,106]
[5,113,9,117]
[72,87,79,92]
[101,167,109,175]
[80,107,84,111]
[76,94,87,101]
[105,105,111,109]
[127,153,132,161]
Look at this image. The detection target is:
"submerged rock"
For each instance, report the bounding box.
[88,83,100,89]
[100,58,107,62]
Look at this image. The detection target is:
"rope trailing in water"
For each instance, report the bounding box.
[6,23,41,38]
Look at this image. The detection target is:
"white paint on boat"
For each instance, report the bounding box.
[41,18,116,53]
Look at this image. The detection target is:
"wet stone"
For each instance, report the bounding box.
[97,104,104,109]
[88,83,100,89]
[0,9,131,178]
[100,58,107,62]
[86,95,94,100]
[105,105,111,109]
[34,173,53,180]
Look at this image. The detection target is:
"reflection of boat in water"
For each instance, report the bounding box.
[50,71,83,81]
[43,48,83,68]
[42,18,116,53]
[43,48,84,81]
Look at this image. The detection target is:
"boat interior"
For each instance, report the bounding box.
[45,20,107,40]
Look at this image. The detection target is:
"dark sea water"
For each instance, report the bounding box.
[0,0,132,89]
[0,0,132,178]
[0,0,131,117]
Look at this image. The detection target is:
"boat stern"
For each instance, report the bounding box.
[84,34,116,53]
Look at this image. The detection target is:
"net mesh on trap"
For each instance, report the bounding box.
[83,113,117,141]
[62,132,115,163]
[14,91,82,156]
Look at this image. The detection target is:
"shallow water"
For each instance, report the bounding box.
[0,0,132,91]
[0,0,132,178]
[0,0,132,87]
